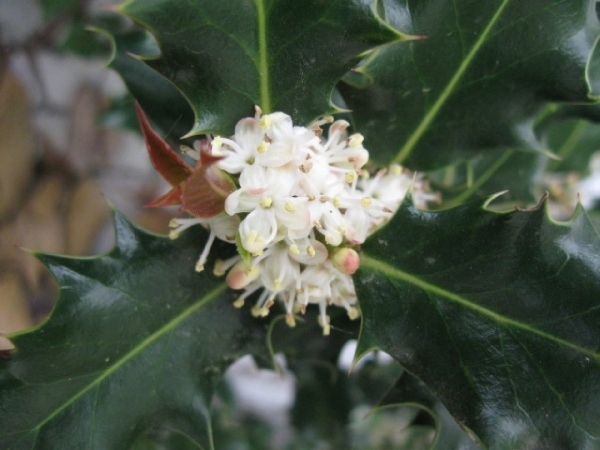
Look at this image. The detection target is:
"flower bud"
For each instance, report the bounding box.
[331,248,360,275]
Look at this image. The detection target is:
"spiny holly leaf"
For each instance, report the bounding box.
[355,194,600,449]
[378,371,479,450]
[340,0,600,169]
[0,212,267,450]
[95,14,194,139]
[429,150,546,208]
[117,0,406,136]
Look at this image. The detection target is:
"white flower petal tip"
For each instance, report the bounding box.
[156,110,438,335]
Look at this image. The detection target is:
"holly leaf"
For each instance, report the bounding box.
[429,150,546,209]
[378,371,480,450]
[95,15,195,139]
[117,0,405,136]
[355,194,600,448]
[0,212,267,450]
[340,0,600,169]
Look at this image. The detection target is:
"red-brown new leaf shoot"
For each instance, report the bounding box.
[181,148,236,218]
[135,102,192,187]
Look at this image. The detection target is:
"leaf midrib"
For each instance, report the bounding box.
[361,254,600,361]
[25,282,228,438]
[392,0,513,164]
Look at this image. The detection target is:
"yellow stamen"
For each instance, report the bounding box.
[169,230,179,240]
[284,201,297,213]
[345,172,357,183]
[361,197,372,208]
[260,197,273,208]
[195,262,204,272]
[233,298,245,308]
[307,245,316,257]
[286,313,296,327]
[333,196,341,207]
[213,259,226,276]
[289,244,300,255]
[169,219,179,228]
[347,307,360,320]
[257,141,270,154]
[259,115,272,130]
[390,164,402,175]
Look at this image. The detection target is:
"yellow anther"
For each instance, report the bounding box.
[348,133,364,148]
[195,262,204,272]
[260,197,273,208]
[390,164,402,175]
[257,141,270,154]
[333,196,341,208]
[259,115,272,130]
[169,219,179,228]
[338,225,347,236]
[233,298,245,308]
[251,307,270,317]
[213,260,226,276]
[318,315,331,335]
[323,115,334,124]
[289,244,300,255]
[284,201,297,213]
[273,278,283,291]
[361,197,372,208]
[286,313,296,327]
[307,245,316,257]
[169,230,179,240]
[345,172,357,183]
[247,230,258,243]
[347,307,360,320]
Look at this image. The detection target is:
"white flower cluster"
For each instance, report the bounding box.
[169,108,437,335]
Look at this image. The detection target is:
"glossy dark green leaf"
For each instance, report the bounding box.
[96,15,194,139]
[340,0,600,169]
[379,371,480,450]
[0,212,267,450]
[536,103,600,175]
[117,0,404,136]
[355,195,600,449]
[429,150,546,209]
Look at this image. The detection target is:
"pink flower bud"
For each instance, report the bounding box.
[331,248,360,275]
[226,261,260,290]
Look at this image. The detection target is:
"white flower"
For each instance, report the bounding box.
[170,109,438,334]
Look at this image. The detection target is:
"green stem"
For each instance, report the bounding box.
[256,0,271,113]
